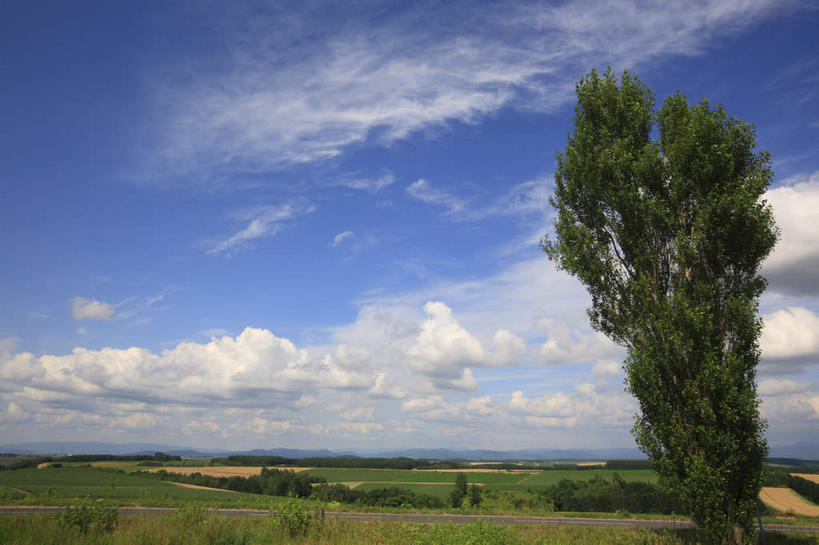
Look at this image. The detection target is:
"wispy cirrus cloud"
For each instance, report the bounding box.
[147,0,784,183]
[406,179,467,214]
[331,231,354,247]
[206,201,315,255]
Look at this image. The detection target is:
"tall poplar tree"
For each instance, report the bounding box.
[542,68,777,544]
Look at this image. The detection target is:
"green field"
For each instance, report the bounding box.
[302,468,539,485]
[0,465,659,505]
[0,468,269,507]
[304,467,656,491]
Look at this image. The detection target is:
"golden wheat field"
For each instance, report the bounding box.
[793,473,819,484]
[759,487,819,516]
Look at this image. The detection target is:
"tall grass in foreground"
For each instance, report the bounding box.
[0,513,816,545]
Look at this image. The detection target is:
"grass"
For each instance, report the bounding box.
[0,468,276,508]
[0,513,816,545]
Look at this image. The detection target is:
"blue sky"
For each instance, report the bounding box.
[1,0,818,451]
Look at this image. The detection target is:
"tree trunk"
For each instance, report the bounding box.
[733,523,744,544]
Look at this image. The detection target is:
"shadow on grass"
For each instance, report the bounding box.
[662,529,817,544]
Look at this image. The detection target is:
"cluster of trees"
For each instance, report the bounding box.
[446,473,482,508]
[139,468,322,497]
[212,455,462,470]
[141,468,445,508]
[604,460,652,470]
[788,475,819,505]
[538,475,684,514]
[0,452,181,470]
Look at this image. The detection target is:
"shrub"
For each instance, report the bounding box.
[275,498,313,537]
[56,497,117,534]
[175,502,208,529]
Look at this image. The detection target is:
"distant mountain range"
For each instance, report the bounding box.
[1,441,815,461]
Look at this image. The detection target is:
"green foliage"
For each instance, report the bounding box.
[544,68,776,544]
[537,475,683,514]
[213,454,461,470]
[788,475,819,505]
[56,496,118,534]
[175,502,209,529]
[275,498,315,536]
[606,460,652,470]
[763,468,792,487]
[456,472,468,495]
[470,483,483,507]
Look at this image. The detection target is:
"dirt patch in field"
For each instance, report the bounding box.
[793,473,819,484]
[144,466,263,477]
[144,466,313,477]
[164,481,236,493]
[11,487,31,496]
[577,462,605,468]
[760,487,819,516]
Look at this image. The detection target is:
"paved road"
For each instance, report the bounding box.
[1,506,816,534]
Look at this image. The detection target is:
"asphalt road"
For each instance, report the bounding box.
[1,506,816,534]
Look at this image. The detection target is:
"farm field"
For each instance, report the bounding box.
[138,465,658,496]
[143,466,270,478]
[794,474,819,484]
[760,487,819,517]
[0,468,270,507]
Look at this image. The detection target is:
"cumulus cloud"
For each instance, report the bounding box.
[761,307,819,367]
[537,318,622,365]
[760,390,819,423]
[763,172,819,295]
[758,379,813,397]
[592,359,622,379]
[207,201,315,255]
[0,328,340,408]
[507,383,635,429]
[406,301,525,390]
[146,1,782,182]
[70,297,115,321]
[332,231,354,246]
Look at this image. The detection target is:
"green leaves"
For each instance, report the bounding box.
[545,68,776,544]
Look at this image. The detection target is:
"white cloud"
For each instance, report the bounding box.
[761,307,819,362]
[758,379,813,397]
[537,318,622,365]
[760,390,819,423]
[70,297,115,321]
[406,301,525,390]
[592,359,622,379]
[332,230,354,246]
[763,172,819,295]
[0,338,19,358]
[146,1,781,182]
[507,383,635,429]
[341,174,395,192]
[207,202,315,255]
[406,179,467,214]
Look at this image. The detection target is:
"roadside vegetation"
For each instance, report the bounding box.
[1,504,817,545]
